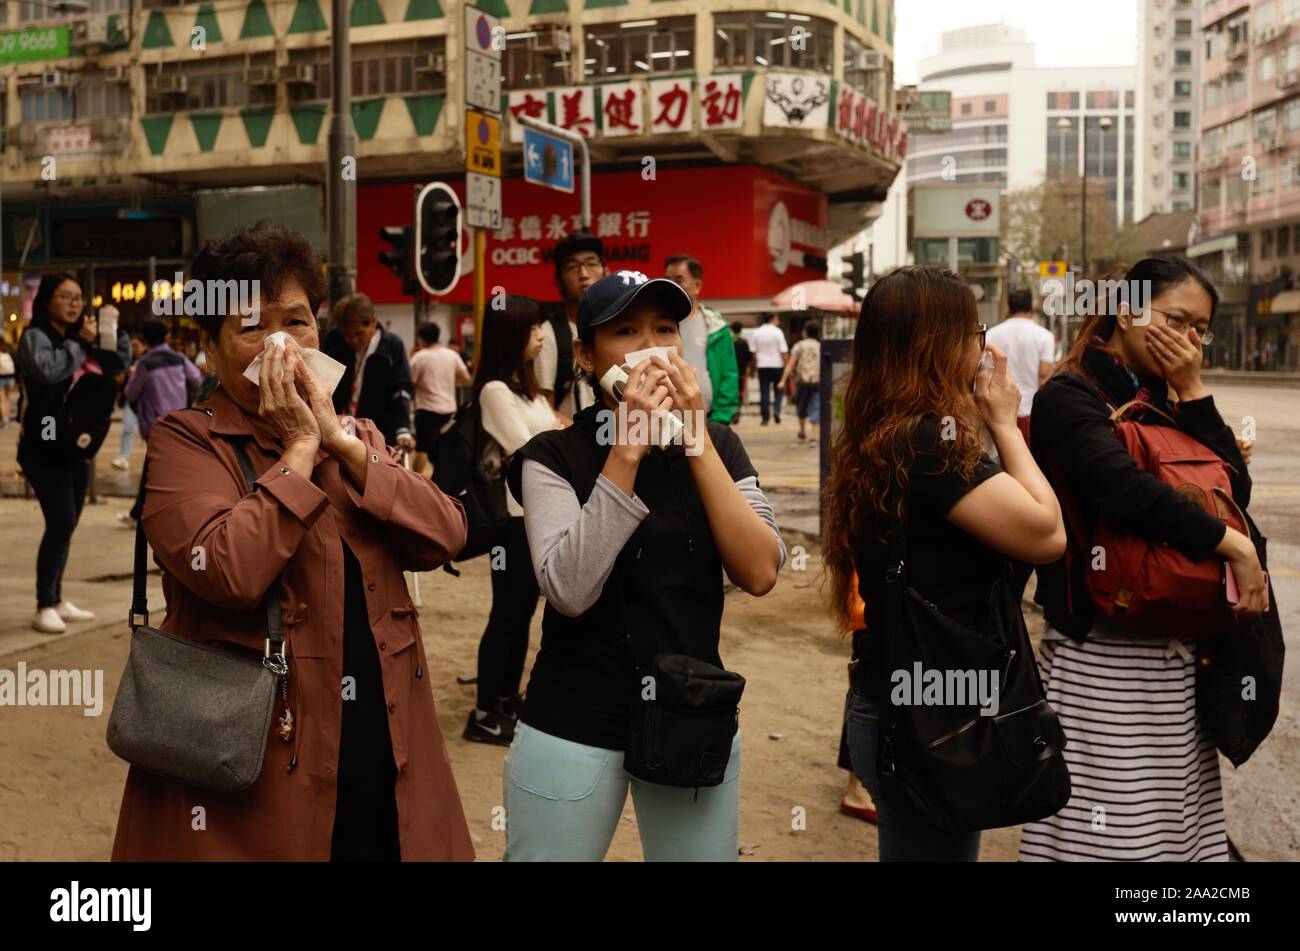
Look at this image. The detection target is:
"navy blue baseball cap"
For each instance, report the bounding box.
[576,269,693,336]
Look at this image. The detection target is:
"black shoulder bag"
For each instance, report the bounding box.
[106,439,290,792]
[874,486,1072,832]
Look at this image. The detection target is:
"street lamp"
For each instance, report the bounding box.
[1057,114,1114,278]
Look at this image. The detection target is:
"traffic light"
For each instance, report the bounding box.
[842,251,866,297]
[416,182,461,296]
[378,225,416,296]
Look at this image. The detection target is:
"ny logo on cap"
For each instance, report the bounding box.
[616,270,648,286]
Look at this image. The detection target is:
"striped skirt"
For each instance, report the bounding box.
[1019,632,1229,862]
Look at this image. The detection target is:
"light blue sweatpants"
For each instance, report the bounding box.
[503,721,741,862]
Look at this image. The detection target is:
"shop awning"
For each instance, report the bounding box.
[1269,290,1300,314]
[1187,234,1237,257]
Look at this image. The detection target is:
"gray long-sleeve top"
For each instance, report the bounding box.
[18,325,86,388]
[521,458,787,618]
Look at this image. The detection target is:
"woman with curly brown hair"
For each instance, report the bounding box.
[823,266,1065,861]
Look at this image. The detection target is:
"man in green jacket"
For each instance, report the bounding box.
[664,255,740,425]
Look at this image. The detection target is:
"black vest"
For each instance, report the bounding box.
[540,301,576,409]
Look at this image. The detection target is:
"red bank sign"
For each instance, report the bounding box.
[357,165,828,305]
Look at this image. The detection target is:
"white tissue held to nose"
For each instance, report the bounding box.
[241,332,347,394]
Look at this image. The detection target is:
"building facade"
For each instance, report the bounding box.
[1192,0,1300,370]
[1135,0,1202,218]
[1,0,905,339]
[906,24,1138,227]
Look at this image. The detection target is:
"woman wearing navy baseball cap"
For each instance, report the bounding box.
[503,269,786,861]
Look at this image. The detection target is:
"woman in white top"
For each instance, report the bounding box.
[466,295,563,746]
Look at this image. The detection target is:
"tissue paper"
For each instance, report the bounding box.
[242,331,347,394]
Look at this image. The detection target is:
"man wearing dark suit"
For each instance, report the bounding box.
[321,293,414,450]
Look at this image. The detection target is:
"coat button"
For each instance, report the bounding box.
[371,454,379,463]
[415,666,423,678]
[367,581,376,592]
[388,701,396,713]
[280,467,289,475]
[379,641,387,651]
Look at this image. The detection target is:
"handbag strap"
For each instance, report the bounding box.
[129,436,284,658]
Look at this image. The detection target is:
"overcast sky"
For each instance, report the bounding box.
[893,0,1140,84]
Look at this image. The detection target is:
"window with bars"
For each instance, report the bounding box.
[583,16,695,79]
[145,55,277,113]
[502,37,568,89]
[713,12,831,74]
[1175,49,1192,68]
[20,85,73,122]
[74,73,131,119]
[286,39,447,103]
[1046,91,1079,109]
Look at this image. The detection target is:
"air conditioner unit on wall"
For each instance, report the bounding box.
[247,65,276,86]
[531,26,570,54]
[1279,70,1300,89]
[91,116,128,141]
[72,15,110,47]
[150,74,187,94]
[278,64,315,84]
[104,65,130,84]
[413,53,445,74]
[1254,25,1279,46]
[43,69,71,88]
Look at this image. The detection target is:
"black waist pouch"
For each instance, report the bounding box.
[625,653,745,789]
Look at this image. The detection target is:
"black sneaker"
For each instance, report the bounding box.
[463,708,515,747]
[775,413,781,424]
[499,694,525,723]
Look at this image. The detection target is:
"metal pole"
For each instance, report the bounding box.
[473,229,486,364]
[517,114,591,231]
[1081,119,1088,278]
[326,0,357,309]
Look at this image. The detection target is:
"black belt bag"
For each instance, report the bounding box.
[624,653,745,789]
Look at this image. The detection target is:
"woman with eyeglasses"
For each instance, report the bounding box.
[16,273,112,633]
[823,266,1065,861]
[1019,256,1267,862]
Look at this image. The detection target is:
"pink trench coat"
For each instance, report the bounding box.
[111,387,475,860]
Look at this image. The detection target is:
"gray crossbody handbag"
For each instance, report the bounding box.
[106,439,290,792]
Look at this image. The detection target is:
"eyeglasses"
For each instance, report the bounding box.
[974,323,988,350]
[562,258,604,275]
[53,293,85,304]
[1145,306,1214,345]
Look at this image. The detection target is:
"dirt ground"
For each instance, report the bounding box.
[0,543,1023,862]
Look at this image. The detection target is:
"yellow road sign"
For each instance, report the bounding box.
[466,110,502,178]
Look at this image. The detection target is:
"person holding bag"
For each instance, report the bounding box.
[18,273,120,634]
[502,271,785,861]
[1019,256,1270,862]
[823,266,1068,862]
[110,223,473,861]
[463,295,564,747]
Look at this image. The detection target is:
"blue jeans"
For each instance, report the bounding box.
[120,403,137,458]
[503,721,741,861]
[844,689,982,862]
